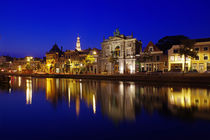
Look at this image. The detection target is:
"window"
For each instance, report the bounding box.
[170,56,175,61]
[207,63,210,71]
[115,46,120,57]
[195,56,199,60]
[177,56,182,61]
[149,47,153,52]
[126,49,131,56]
[173,49,178,53]
[199,63,204,71]
[195,99,199,104]
[204,55,208,60]
[156,56,160,61]
[149,64,152,71]
[204,99,208,104]
[195,48,199,51]
[204,47,208,51]
[165,62,168,66]
[192,63,197,70]
[146,64,149,71]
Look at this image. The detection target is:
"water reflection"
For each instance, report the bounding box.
[26,79,32,104]
[5,76,210,122]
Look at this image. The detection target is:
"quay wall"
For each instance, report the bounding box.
[1,73,210,86]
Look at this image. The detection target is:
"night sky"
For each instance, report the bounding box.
[0,0,210,58]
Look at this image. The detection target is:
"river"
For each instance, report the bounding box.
[0,76,210,139]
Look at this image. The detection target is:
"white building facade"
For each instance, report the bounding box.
[100,29,142,74]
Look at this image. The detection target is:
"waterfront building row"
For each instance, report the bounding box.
[1,29,210,74]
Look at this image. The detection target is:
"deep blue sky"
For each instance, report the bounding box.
[0,0,210,57]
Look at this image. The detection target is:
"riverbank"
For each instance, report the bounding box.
[1,72,210,86]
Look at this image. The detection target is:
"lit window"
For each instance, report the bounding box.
[192,63,197,70]
[177,56,182,61]
[170,56,175,61]
[204,99,208,104]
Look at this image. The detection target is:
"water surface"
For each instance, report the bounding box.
[0,76,210,140]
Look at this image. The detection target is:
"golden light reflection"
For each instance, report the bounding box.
[80,81,82,99]
[76,97,80,116]
[168,88,191,108]
[68,81,71,108]
[26,79,32,104]
[46,78,53,100]
[168,88,210,110]
[93,94,96,114]
[7,77,210,122]
[18,76,21,87]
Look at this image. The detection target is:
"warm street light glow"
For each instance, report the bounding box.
[18,65,22,72]
[26,56,33,62]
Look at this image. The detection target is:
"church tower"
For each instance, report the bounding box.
[75,35,81,51]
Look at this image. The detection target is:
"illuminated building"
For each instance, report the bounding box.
[191,38,210,72]
[168,38,210,72]
[137,41,168,72]
[101,29,142,74]
[8,56,42,73]
[44,36,101,74]
[45,43,64,73]
[168,45,191,72]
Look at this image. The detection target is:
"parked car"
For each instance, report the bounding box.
[204,70,210,73]
[169,69,182,72]
[188,69,198,73]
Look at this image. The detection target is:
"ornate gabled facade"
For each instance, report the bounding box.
[46,43,64,73]
[101,29,142,74]
[137,41,168,72]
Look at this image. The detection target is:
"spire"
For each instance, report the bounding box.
[76,34,81,51]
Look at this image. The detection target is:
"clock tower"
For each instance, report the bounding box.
[76,35,81,51]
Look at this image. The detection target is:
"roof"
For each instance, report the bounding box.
[143,41,161,52]
[193,38,210,43]
[49,44,62,53]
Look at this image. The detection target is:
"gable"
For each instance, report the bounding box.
[144,41,161,52]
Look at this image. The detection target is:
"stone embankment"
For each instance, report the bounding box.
[1,72,210,86]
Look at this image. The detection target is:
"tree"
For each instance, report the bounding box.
[83,54,95,73]
[179,39,197,72]
[25,63,33,73]
[156,35,189,53]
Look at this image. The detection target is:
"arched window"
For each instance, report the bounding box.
[115,46,120,57]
